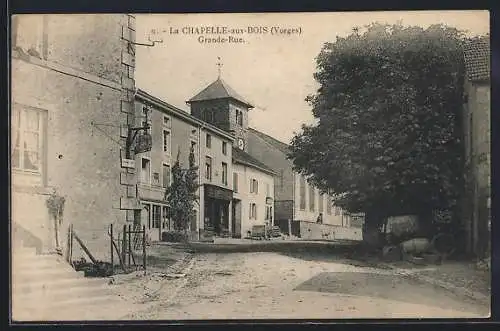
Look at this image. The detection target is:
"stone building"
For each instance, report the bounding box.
[462,36,491,258]
[11,14,137,261]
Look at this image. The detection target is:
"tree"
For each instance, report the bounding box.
[288,23,468,234]
[165,146,199,233]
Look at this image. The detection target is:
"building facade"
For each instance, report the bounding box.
[462,36,491,258]
[11,14,137,261]
[232,148,275,238]
[134,90,234,241]
[247,128,363,240]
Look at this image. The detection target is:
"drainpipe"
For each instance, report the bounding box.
[198,123,204,241]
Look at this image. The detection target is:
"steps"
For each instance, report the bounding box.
[11,242,130,321]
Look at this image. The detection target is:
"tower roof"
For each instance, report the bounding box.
[187,78,254,108]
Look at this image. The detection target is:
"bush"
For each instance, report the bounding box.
[72,258,113,277]
[162,230,188,243]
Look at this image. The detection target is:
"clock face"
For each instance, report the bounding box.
[238,138,244,150]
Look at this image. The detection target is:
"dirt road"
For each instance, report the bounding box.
[123,252,490,320]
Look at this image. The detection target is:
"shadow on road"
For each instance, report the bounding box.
[294,271,489,316]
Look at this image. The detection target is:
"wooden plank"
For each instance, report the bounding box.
[111,237,127,272]
[72,231,98,265]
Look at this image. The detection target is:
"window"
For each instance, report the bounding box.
[222,162,228,185]
[206,134,212,148]
[250,179,259,193]
[233,172,238,192]
[163,116,170,126]
[309,186,316,211]
[205,156,212,181]
[326,198,332,215]
[266,183,270,197]
[265,206,273,221]
[190,141,197,164]
[204,109,215,123]
[279,169,284,189]
[236,109,243,126]
[12,15,44,57]
[152,172,160,186]
[163,130,171,153]
[299,176,306,210]
[152,205,161,229]
[222,141,227,155]
[319,194,324,213]
[140,158,151,184]
[162,164,171,188]
[335,206,341,216]
[11,106,46,175]
[250,203,257,220]
[162,206,170,230]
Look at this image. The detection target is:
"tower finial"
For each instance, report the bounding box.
[216,57,223,78]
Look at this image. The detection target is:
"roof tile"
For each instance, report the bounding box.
[464,37,490,82]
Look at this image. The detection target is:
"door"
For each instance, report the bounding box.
[151,205,161,242]
[232,199,242,238]
[141,204,151,242]
[231,202,236,235]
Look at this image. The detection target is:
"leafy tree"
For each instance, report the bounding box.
[165,146,199,233]
[288,23,468,233]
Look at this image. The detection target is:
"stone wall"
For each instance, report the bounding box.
[11,14,136,261]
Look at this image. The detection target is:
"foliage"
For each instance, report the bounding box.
[289,23,470,228]
[164,146,199,232]
[46,189,65,223]
[161,230,189,243]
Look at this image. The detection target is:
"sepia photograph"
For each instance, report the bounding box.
[10,10,490,321]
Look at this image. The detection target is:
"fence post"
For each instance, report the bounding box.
[288,219,292,236]
[142,225,146,271]
[122,224,127,266]
[110,223,114,275]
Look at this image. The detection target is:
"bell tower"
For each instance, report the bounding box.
[186,58,254,152]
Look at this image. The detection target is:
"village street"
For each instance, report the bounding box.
[116,244,490,320]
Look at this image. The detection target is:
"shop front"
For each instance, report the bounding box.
[203,184,233,237]
[140,200,171,242]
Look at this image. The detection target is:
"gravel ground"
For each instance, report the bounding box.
[119,252,489,320]
[415,262,491,296]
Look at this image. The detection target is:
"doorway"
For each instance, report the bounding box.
[232,199,242,238]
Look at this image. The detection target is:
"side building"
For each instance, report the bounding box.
[462,36,491,259]
[11,14,137,261]
[247,128,363,241]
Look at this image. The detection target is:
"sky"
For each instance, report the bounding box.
[135,11,489,144]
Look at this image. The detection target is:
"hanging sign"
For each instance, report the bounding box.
[134,133,152,154]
